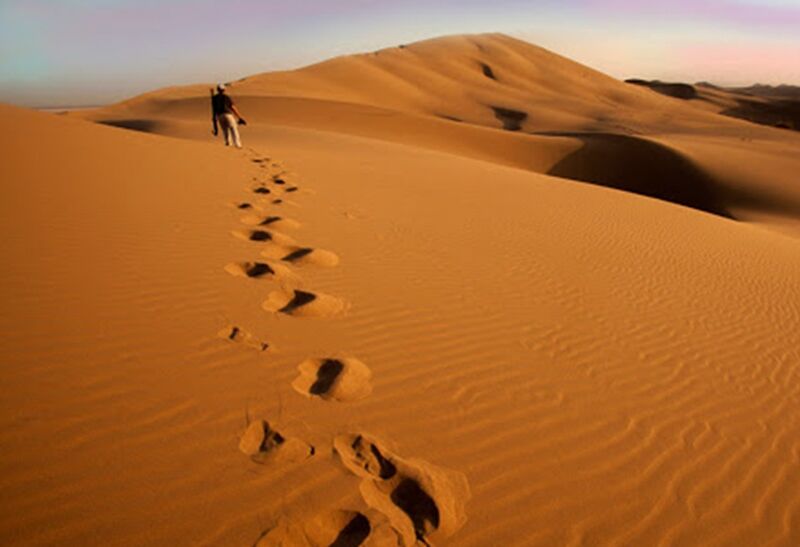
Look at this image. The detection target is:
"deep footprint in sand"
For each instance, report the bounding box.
[262,289,346,318]
[283,247,340,267]
[239,214,301,231]
[334,433,470,545]
[254,509,401,547]
[261,246,340,267]
[326,513,372,547]
[232,229,296,246]
[292,358,372,402]
[224,261,295,281]
[238,419,313,464]
[335,434,398,481]
[217,325,269,352]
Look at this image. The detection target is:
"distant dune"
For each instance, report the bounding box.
[735,84,800,100]
[626,78,800,132]
[3,33,800,546]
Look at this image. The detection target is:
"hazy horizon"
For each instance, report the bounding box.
[2,0,799,109]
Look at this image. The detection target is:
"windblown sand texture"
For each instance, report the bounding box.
[2,33,800,546]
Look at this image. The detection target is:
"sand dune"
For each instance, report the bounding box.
[77,33,800,235]
[3,33,800,546]
[627,79,800,133]
[88,34,747,134]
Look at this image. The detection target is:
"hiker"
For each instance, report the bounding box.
[211,84,246,148]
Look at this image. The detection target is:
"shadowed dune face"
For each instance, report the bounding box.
[625,79,698,100]
[97,119,164,133]
[545,133,733,218]
[721,98,800,132]
[545,133,800,219]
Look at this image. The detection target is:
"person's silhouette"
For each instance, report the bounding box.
[211,84,246,148]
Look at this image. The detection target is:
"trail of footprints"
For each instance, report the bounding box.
[220,153,468,546]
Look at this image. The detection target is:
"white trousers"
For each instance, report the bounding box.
[218,113,242,148]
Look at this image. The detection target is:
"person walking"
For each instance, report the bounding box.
[211,84,246,148]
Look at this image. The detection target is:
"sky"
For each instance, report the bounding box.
[1,0,799,107]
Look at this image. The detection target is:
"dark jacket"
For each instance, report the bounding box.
[212,93,234,116]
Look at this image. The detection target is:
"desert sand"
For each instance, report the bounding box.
[2,33,800,546]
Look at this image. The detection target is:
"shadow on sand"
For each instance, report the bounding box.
[546,133,733,218]
[97,119,162,133]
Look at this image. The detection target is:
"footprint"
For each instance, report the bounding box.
[236,202,253,209]
[389,479,441,543]
[248,231,272,242]
[239,419,314,464]
[282,247,339,267]
[334,434,470,545]
[327,513,372,547]
[255,510,385,547]
[240,214,301,231]
[270,197,301,206]
[263,289,346,318]
[232,229,296,246]
[261,246,340,268]
[334,434,398,481]
[253,186,271,195]
[224,261,295,281]
[285,186,299,193]
[217,325,269,351]
[292,358,372,402]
